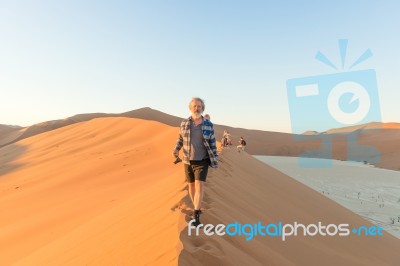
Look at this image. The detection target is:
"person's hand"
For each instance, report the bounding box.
[173,157,182,164]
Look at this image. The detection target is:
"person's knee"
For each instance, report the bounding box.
[195,180,204,189]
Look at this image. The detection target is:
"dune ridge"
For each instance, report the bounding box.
[178,148,400,265]
[1,108,400,170]
[0,107,181,148]
[1,117,399,265]
[0,117,186,265]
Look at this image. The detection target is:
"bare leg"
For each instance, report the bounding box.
[188,182,195,205]
[193,180,204,210]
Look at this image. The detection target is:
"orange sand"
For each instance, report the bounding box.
[1,116,399,265]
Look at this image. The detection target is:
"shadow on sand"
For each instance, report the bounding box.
[0,143,28,178]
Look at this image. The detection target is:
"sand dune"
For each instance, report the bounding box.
[2,108,399,171]
[0,127,27,147]
[324,121,400,134]
[0,125,23,146]
[0,117,186,265]
[220,124,400,171]
[1,117,399,265]
[178,149,400,265]
[0,107,182,148]
[0,124,22,135]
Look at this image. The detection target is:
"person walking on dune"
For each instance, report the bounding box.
[237,137,246,152]
[173,97,218,226]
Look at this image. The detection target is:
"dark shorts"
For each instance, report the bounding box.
[184,159,210,183]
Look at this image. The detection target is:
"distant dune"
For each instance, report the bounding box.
[0,117,399,265]
[1,108,399,171]
[215,123,400,171]
[0,108,182,148]
[0,124,23,142]
[0,124,22,132]
[322,121,400,134]
[0,125,26,147]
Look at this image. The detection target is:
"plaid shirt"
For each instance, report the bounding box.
[174,116,218,168]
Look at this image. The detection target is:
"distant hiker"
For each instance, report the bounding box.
[237,137,246,152]
[221,130,229,148]
[221,138,226,148]
[204,114,210,121]
[226,131,232,146]
[173,97,218,226]
[221,136,227,148]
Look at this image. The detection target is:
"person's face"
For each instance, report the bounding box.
[190,100,203,116]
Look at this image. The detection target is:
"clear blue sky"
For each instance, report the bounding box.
[1,0,399,132]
